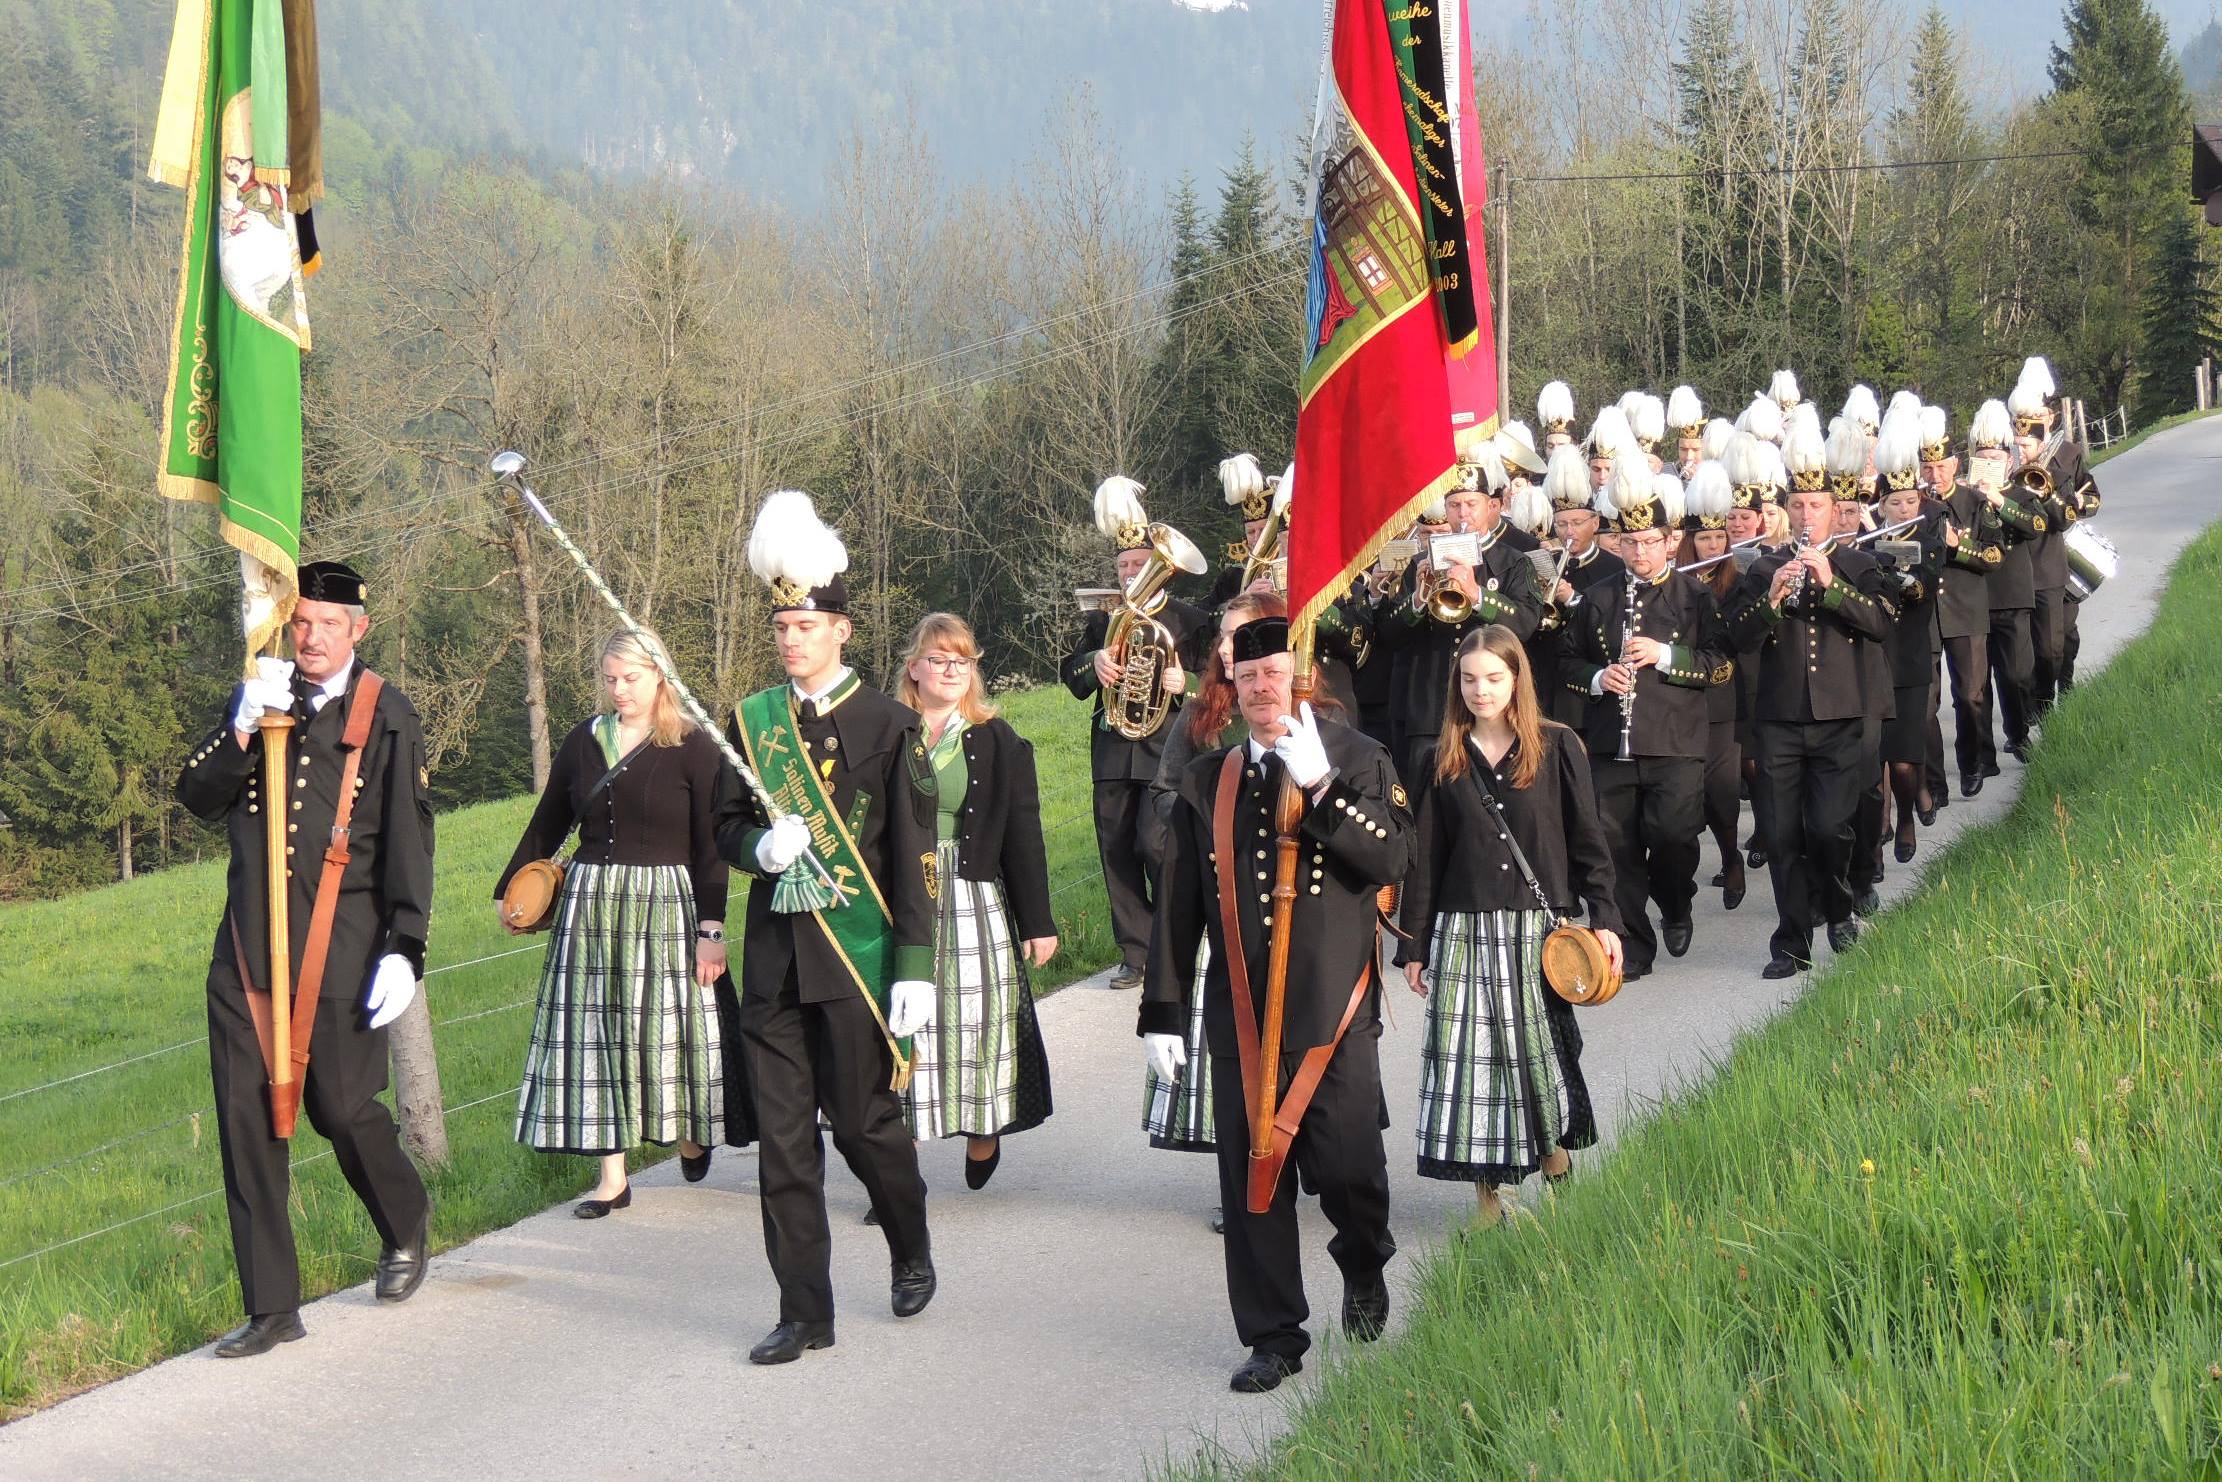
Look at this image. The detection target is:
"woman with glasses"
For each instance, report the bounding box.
[894,614,1058,1187]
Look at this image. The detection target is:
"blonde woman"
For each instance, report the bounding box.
[495,629,733,1216]
[895,614,1058,1186]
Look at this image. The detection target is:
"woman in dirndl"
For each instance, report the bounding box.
[1398,624,1623,1226]
[495,628,732,1217]
[895,613,1058,1188]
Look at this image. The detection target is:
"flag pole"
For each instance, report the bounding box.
[1248,621,1315,1213]
[260,693,300,1138]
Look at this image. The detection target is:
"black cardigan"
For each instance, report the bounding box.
[495,720,735,919]
[938,714,1057,941]
[1396,724,1622,964]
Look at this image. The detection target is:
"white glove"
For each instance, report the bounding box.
[754,814,812,874]
[887,980,935,1038]
[364,954,417,1030]
[1145,1032,1188,1084]
[232,657,296,733]
[1272,701,1331,789]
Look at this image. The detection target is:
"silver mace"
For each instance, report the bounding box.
[490,450,844,899]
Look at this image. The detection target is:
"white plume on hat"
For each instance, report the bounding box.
[1702,416,1737,462]
[1787,402,1822,446]
[1598,455,1649,522]
[1740,393,1784,444]
[746,490,849,589]
[1723,432,1768,490]
[1420,492,1449,523]
[1586,403,1635,456]
[1873,411,1920,483]
[1841,384,1881,433]
[1885,389,1922,423]
[1770,369,1802,407]
[2006,377,2049,419]
[1217,453,1266,508]
[2020,356,2056,399]
[1756,439,1789,491]
[1495,420,1546,473]
[1092,475,1150,541]
[1652,471,1686,528]
[1631,393,1667,448]
[1538,380,1576,428]
[1969,398,2014,449]
[1784,420,1828,482]
[1667,385,1705,433]
[1616,389,1646,420]
[1918,404,1950,452]
[1272,464,1295,514]
[1824,419,1870,481]
[1507,481,1553,535]
[1543,443,1591,510]
[1465,442,1509,494]
[1685,460,1733,521]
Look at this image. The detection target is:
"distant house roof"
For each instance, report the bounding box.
[2195,124,2222,225]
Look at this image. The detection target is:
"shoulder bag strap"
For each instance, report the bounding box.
[288,670,385,1075]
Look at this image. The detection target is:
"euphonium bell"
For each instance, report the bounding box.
[1104,522,1209,740]
[1419,561,1472,624]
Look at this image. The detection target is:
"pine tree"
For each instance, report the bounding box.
[2134,207,2220,420]
[1884,6,1982,403]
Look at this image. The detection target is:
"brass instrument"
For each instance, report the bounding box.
[1367,538,1420,601]
[1419,529,1478,624]
[1103,522,1209,740]
[1239,495,1288,591]
[2013,430,2069,500]
[1534,542,1578,631]
[1074,586,1121,615]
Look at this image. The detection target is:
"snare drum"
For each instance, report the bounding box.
[2064,523,2118,602]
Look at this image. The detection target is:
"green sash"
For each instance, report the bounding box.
[735,684,913,1090]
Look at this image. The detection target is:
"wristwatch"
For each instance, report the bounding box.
[696,926,724,943]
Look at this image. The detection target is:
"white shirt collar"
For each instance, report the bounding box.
[792,666,853,707]
[1246,736,1271,763]
[306,665,351,711]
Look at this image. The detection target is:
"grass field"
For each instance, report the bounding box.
[0,683,1115,1418]
[1182,538,2222,1475]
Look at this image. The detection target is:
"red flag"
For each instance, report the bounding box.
[1442,1,1501,456]
[1288,0,1460,649]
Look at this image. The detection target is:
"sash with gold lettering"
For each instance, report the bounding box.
[735,686,914,1091]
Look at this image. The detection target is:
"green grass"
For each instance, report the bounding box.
[1183,529,2222,1478]
[0,683,1113,1417]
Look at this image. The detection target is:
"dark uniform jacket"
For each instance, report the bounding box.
[1060,599,1209,782]
[1725,546,1894,723]
[178,660,436,997]
[1141,720,1413,1056]
[718,672,937,1000]
[1540,543,1626,726]
[937,715,1056,941]
[1879,508,1950,687]
[1560,567,1728,760]
[1984,483,2048,611]
[1378,527,1545,752]
[495,719,735,918]
[1935,482,2004,641]
[1396,725,1622,959]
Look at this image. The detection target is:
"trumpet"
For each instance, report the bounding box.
[1419,528,1478,625]
[1103,522,1208,740]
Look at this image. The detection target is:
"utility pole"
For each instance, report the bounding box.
[1496,163,1512,418]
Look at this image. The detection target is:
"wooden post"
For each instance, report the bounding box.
[1496,165,1512,418]
[259,709,300,1138]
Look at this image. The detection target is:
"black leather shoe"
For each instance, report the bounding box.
[1710,870,1725,887]
[1662,919,1693,958]
[1961,773,1983,798]
[1207,1206,1225,1235]
[375,1217,429,1303]
[1761,955,1808,980]
[679,1146,712,1183]
[1916,803,1939,827]
[1983,760,2002,779]
[1107,966,1144,990]
[1828,917,1863,953]
[1722,864,1746,911]
[1854,888,1880,918]
[891,1259,938,1318]
[2007,742,2030,763]
[214,1312,305,1358]
[1230,1350,1302,1394]
[1342,1282,1389,1342]
[964,1141,1002,1190]
[747,1320,835,1365]
[1622,962,1651,983]
[1895,836,1917,864]
[575,1184,632,1219]
[1746,846,1768,869]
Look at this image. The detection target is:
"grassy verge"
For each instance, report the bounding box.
[1189,530,2222,1475]
[2092,407,2217,467]
[0,683,1114,1418]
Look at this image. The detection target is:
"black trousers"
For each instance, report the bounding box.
[1988,605,2035,751]
[1923,654,1949,806]
[740,968,930,1324]
[1849,716,1884,895]
[1092,779,1154,972]
[1703,718,1741,866]
[1211,1024,1395,1362]
[2060,601,2082,689]
[1591,755,1705,967]
[206,955,428,1317]
[1943,632,1992,779]
[1753,719,1864,964]
[2030,585,2068,718]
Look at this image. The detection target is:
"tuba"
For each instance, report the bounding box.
[1105,522,1209,739]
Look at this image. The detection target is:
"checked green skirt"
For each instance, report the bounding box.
[1141,945,1214,1151]
[905,839,1053,1141]
[1415,908,1595,1185]
[515,861,721,1156]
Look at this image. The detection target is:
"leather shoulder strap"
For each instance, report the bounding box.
[289,670,386,1070]
[1210,748,1260,1113]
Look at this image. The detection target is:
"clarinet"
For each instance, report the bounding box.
[1615,567,1638,763]
[1781,529,1815,609]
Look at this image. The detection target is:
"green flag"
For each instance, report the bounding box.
[151,0,311,669]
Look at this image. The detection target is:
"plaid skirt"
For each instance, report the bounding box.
[1415,909,1595,1184]
[905,840,1053,1140]
[1142,945,1214,1151]
[515,861,721,1155]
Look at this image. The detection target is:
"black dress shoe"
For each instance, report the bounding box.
[1662,919,1693,958]
[1854,887,1880,918]
[1961,773,1983,798]
[1761,955,1808,980]
[1828,917,1863,953]
[1983,760,2002,778]
[375,1218,429,1303]
[1622,962,1651,983]
[214,1312,305,1358]
[964,1141,1002,1190]
[1230,1350,1302,1394]
[1746,846,1768,869]
[747,1320,835,1365]
[575,1184,632,1219]
[1107,966,1144,990]
[679,1146,712,1183]
[1342,1282,1390,1342]
[2007,742,2029,764]
[1710,870,1725,887]
[1722,865,1746,911]
[1207,1206,1225,1235]
[891,1259,938,1318]
[1917,803,1939,827]
[1894,836,1917,864]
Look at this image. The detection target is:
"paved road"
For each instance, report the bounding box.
[4,418,2214,1481]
